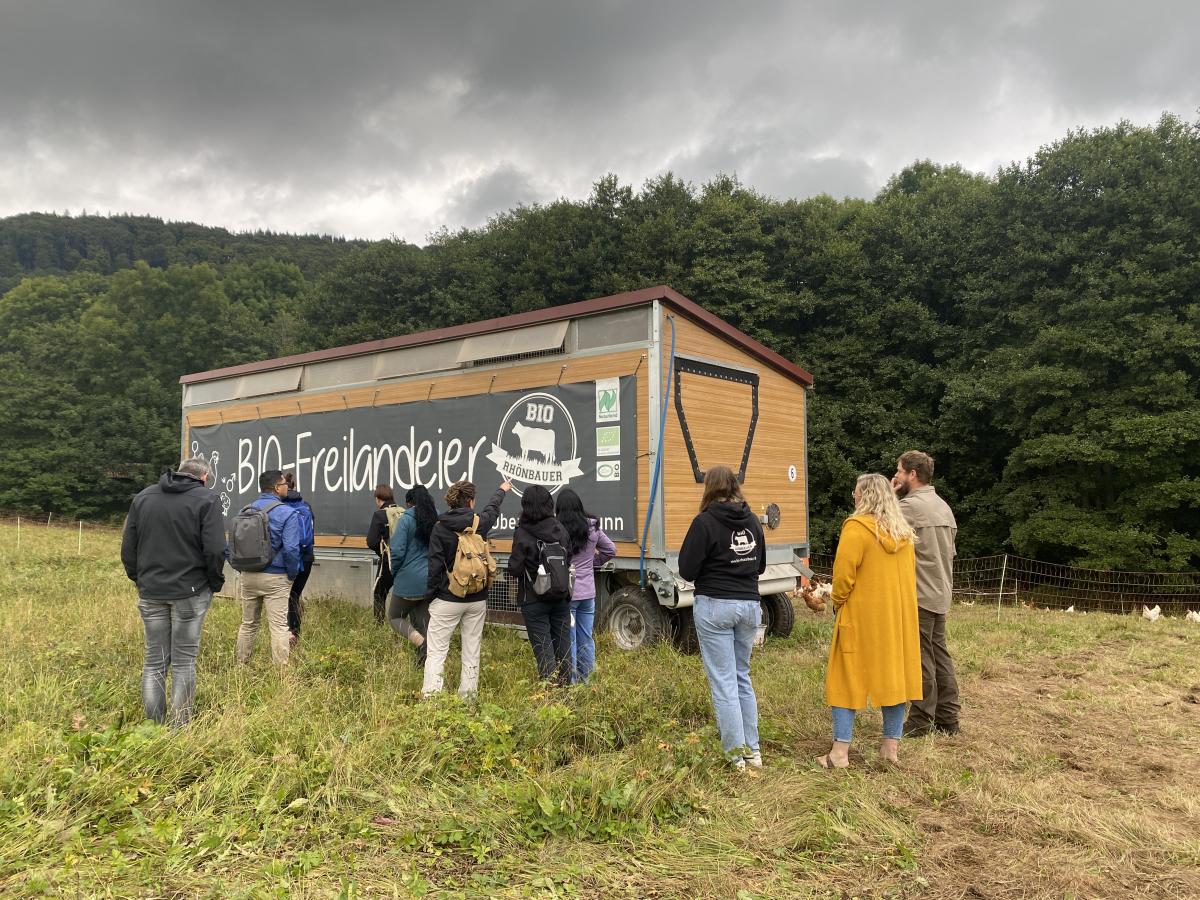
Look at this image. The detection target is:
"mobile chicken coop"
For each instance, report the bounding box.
[180,285,812,650]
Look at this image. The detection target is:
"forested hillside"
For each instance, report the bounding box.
[1,115,1197,570]
[0,213,366,293]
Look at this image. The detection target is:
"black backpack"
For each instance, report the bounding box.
[230,500,283,572]
[529,540,575,600]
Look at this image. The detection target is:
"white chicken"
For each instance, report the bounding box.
[1185,610,1200,624]
[1141,605,1161,622]
[1065,605,1075,613]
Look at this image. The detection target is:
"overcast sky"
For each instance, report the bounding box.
[2,0,1196,242]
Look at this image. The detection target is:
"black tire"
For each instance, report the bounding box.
[605,585,670,651]
[671,606,701,655]
[761,593,796,638]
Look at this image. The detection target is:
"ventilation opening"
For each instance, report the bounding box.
[465,344,566,367]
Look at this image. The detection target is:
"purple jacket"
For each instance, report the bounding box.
[570,520,616,600]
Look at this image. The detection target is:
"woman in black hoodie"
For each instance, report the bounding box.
[678,465,767,770]
[507,485,573,686]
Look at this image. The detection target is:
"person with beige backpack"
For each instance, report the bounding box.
[420,478,512,697]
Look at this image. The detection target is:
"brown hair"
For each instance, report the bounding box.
[699,465,743,512]
[374,484,394,504]
[897,450,934,485]
[445,480,476,509]
[283,472,296,490]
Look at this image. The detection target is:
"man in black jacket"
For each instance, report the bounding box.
[121,457,227,726]
[421,478,510,696]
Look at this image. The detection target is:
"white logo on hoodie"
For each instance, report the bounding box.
[730,529,757,556]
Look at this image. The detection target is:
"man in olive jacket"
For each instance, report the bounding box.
[122,456,227,726]
[893,450,961,736]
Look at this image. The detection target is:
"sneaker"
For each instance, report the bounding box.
[744,750,763,769]
[934,722,960,736]
[731,756,747,771]
[415,643,428,667]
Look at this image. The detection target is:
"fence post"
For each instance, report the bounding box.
[78,520,83,555]
[997,554,1008,621]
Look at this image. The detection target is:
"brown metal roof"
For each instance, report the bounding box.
[180,284,814,387]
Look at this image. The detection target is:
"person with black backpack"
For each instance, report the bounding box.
[508,485,574,687]
[421,478,511,697]
[232,470,301,666]
[282,472,315,647]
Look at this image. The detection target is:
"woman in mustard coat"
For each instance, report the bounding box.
[818,473,922,769]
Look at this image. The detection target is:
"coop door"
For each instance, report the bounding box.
[672,357,759,483]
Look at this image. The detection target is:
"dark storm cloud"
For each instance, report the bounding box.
[1,0,1196,238]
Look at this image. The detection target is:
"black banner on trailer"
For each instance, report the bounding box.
[188,377,638,541]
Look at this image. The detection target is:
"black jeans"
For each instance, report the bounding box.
[288,550,314,636]
[372,556,394,623]
[521,599,572,686]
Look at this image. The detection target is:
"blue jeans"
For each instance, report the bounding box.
[138,592,212,726]
[693,595,760,758]
[569,597,596,684]
[832,703,906,742]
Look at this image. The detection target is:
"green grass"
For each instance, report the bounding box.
[1,524,1197,898]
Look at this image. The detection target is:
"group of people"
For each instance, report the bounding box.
[120,447,960,775]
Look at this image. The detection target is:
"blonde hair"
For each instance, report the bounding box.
[853,473,917,546]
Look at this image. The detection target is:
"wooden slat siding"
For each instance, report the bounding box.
[660,313,808,549]
[186,350,652,558]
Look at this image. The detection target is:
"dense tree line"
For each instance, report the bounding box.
[1,115,1197,570]
[0,213,366,294]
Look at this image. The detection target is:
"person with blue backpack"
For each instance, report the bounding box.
[282,472,316,647]
[232,470,301,666]
[388,485,438,665]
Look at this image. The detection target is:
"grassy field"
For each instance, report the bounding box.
[0,523,1197,899]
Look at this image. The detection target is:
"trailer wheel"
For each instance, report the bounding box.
[761,593,796,638]
[671,607,701,655]
[606,586,669,651]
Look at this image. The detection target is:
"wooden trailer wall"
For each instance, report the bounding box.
[659,311,809,552]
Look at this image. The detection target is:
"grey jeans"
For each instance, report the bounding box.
[138,591,212,726]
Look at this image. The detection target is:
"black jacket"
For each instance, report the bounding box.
[121,471,228,600]
[507,515,572,605]
[424,487,508,603]
[677,501,766,601]
[366,503,397,558]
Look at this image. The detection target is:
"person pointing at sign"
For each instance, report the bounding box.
[421,479,512,698]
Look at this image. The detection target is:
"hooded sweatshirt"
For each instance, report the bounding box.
[424,487,508,603]
[568,519,616,602]
[507,515,572,605]
[121,470,228,600]
[283,489,315,565]
[677,500,767,601]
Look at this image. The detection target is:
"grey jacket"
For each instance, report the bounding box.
[898,485,957,615]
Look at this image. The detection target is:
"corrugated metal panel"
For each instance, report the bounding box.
[183,367,302,407]
[575,307,651,350]
[456,319,568,363]
[374,342,463,379]
[302,355,377,391]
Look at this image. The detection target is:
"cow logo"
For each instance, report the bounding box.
[730,529,757,556]
[488,392,583,495]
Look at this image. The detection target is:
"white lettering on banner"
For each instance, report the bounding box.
[238,438,254,493]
